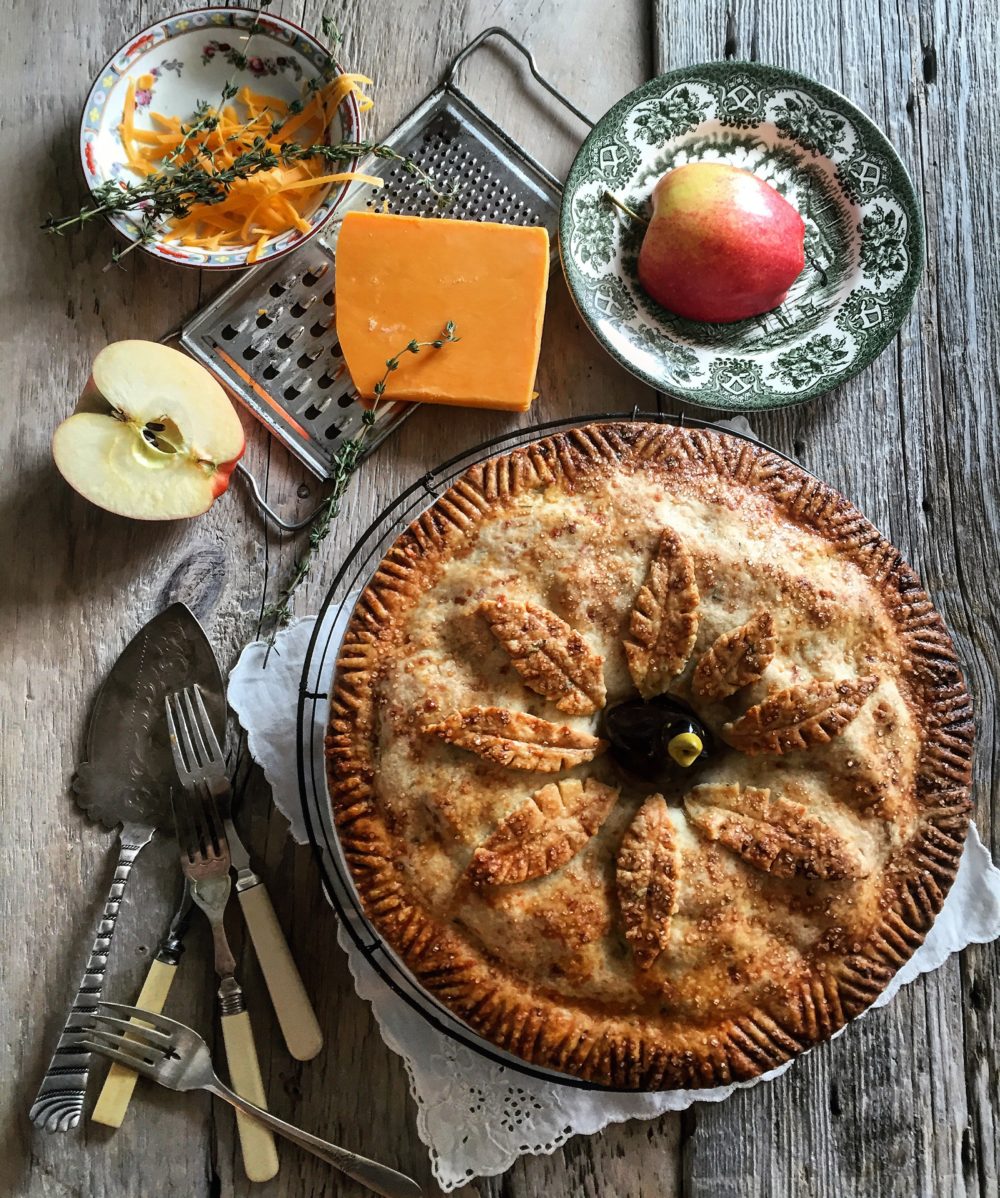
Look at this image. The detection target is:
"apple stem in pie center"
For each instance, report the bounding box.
[603,693,710,779]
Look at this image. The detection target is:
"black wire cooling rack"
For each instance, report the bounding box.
[295,408,802,1091]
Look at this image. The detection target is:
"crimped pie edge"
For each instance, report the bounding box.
[325,422,974,1090]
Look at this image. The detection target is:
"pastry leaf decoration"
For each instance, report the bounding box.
[616,794,679,969]
[684,783,869,880]
[624,528,700,698]
[722,675,878,755]
[692,610,776,701]
[467,778,619,885]
[425,706,606,771]
[479,598,607,715]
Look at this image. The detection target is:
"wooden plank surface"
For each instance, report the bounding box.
[0,0,995,1196]
[652,3,999,1197]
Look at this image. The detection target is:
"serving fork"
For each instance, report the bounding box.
[170,684,322,1061]
[165,707,278,1182]
[78,1003,422,1198]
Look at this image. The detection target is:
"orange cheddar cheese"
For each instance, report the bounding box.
[334,212,549,412]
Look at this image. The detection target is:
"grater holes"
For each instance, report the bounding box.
[268,282,286,297]
[262,362,280,380]
[301,264,328,286]
[297,351,318,369]
[302,402,321,420]
[242,344,260,360]
[329,341,343,358]
[311,320,329,337]
[283,384,301,401]
[323,289,334,306]
[256,312,273,328]
[316,372,335,389]
[277,326,304,348]
[325,423,342,441]
[337,394,354,408]
[221,324,238,340]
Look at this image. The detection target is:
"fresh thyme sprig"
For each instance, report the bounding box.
[261,322,460,652]
[165,0,273,165]
[44,141,443,238]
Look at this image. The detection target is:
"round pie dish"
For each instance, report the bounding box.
[79,7,362,269]
[559,63,924,410]
[325,422,972,1089]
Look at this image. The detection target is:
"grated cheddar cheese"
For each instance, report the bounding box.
[116,74,381,258]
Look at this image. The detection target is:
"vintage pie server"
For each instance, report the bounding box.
[29,602,224,1132]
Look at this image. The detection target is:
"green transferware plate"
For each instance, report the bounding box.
[559,62,924,410]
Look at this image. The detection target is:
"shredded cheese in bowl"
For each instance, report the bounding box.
[117,74,381,262]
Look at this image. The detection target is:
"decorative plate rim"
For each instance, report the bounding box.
[78,5,363,270]
[558,60,925,411]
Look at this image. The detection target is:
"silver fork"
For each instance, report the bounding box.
[173,685,322,1061]
[166,698,278,1182]
[78,1004,423,1198]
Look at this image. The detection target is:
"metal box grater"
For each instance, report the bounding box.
[178,28,592,483]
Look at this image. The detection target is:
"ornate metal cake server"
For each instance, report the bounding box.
[29,603,226,1131]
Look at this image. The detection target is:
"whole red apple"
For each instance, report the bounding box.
[637,162,805,323]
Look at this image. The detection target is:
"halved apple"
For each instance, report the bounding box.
[52,340,245,520]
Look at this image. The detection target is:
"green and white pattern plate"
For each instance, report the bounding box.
[559,62,924,410]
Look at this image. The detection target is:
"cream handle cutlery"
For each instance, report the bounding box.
[237,881,323,1061]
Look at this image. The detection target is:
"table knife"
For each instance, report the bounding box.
[227,816,323,1062]
[90,880,193,1127]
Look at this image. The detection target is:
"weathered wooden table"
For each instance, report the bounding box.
[2,1,996,1195]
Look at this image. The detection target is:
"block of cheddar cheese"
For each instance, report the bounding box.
[334,211,549,412]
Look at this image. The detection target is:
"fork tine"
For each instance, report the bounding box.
[182,687,211,769]
[87,1011,175,1051]
[99,1001,188,1036]
[77,1039,160,1076]
[172,689,203,773]
[200,786,226,857]
[82,1029,159,1066]
[165,693,191,778]
[175,774,215,860]
[192,684,225,763]
[170,786,198,863]
[188,784,215,858]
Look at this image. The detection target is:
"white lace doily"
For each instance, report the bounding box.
[230,610,1000,1191]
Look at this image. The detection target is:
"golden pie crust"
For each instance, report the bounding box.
[326,423,973,1089]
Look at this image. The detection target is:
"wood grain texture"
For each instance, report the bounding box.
[0,0,994,1196]
[652,3,999,1197]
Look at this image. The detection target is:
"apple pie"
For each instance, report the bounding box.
[326,423,973,1089]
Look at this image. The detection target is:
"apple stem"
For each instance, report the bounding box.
[603,190,648,225]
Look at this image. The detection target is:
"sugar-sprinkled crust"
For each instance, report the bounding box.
[326,423,973,1089]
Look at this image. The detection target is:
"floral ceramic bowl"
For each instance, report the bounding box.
[559,62,923,410]
[79,7,362,269]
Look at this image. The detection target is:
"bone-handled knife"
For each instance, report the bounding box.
[91,881,193,1127]
[229,826,323,1062]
